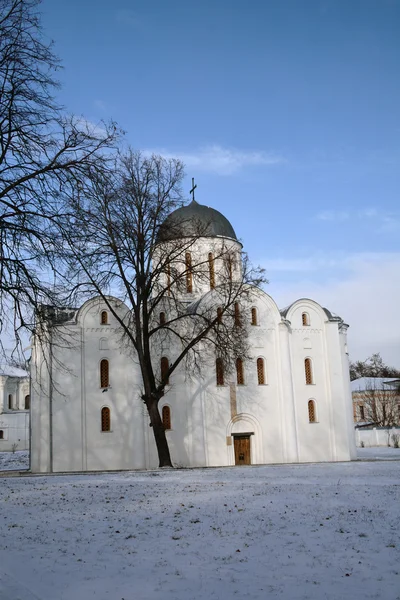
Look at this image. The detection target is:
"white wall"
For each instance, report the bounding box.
[30,271,356,471]
[0,412,29,451]
[355,427,400,447]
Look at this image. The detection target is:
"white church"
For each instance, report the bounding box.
[30,198,357,472]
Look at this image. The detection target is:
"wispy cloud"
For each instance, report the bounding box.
[265,251,400,364]
[115,9,142,28]
[316,210,350,221]
[94,99,107,112]
[143,145,285,175]
[316,207,400,233]
[263,251,400,274]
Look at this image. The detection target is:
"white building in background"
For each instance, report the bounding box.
[30,199,356,473]
[0,365,30,451]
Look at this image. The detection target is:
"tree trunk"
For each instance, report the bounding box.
[146,397,173,467]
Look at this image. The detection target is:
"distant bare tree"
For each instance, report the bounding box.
[349,353,400,381]
[54,150,266,467]
[0,0,120,353]
[355,382,400,427]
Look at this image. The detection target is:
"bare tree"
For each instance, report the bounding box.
[355,381,400,427]
[0,0,120,354]
[54,150,266,467]
[349,353,400,381]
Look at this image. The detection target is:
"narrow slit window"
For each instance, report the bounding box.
[8,394,12,410]
[234,303,241,327]
[101,407,111,432]
[225,254,234,281]
[162,405,171,430]
[161,356,170,384]
[257,358,265,385]
[208,253,215,289]
[0,430,3,439]
[359,405,365,420]
[302,312,310,326]
[305,358,313,385]
[160,312,166,325]
[251,307,258,326]
[216,358,224,386]
[308,400,316,423]
[101,311,108,325]
[236,358,244,385]
[100,359,109,388]
[185,252,193,293]
[217,307,223,323]
[24,395,30,410]
[166,262,171,296]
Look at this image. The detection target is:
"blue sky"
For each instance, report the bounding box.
[38,0,400,363]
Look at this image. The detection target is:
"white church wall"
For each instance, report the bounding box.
[153,236,243,301]
[286,301,338,463]
[31,340,52,472]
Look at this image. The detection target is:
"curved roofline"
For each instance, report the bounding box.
[156,199,238,243]
[280,298,343,322]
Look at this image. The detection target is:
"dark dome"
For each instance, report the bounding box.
[156,200,238,242]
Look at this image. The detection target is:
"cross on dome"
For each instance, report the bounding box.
[189,177,197,202]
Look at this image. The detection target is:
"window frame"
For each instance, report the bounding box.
[304,358,314,385]
[185,252,193,293]
[161,356,170,385]
[251,307,258,326]
[302,312,310,327]
[162,405,171,430]
[101,310,108,325]
[257,357,266,385]
[216,358,224,386]
[236,357,245,385]
[308,399,317,423]
[100,359,109,388]
[101,406,111,432]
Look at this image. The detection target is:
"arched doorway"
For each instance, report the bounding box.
[227,413,262,466]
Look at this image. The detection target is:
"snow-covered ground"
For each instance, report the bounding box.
[1,447,400,473]
[358,447,400,460]
[0,450,29,471]
[0,459,399,600]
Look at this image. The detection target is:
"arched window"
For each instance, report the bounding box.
[166,262,171,295]
[101,311,108,325]
[234,303,241,327]
[160,312,166,325]
[302,312,310,326]
[217,307,223,323]
[236,358,244,385]
[225,253,235,281]
[24,395,30,410]
[8,394,12,410]
[185,252,192,293]
[0,430,3,440]
[257,358,265,385]
[162,405,171,430]
[305,358,313,385]
[208,253,215,289]
[161,356,169,384]
[100,359,109,388]
[251,307,258,326]
[308,400,316,423]
[101,407,111,432]
[216,358,224,386]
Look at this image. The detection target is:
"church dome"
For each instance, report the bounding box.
[156,200,238,242]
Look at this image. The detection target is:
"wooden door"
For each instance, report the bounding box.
[234,436,251,465]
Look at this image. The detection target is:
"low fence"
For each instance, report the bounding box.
[355,427,400,448]
[0,411,29,451]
